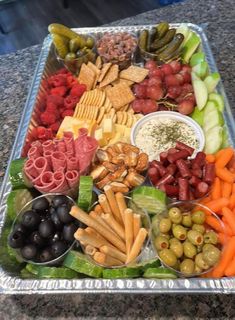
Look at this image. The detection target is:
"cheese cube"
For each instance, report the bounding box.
[94,128,107,147]
[102,118,114,140]
[56,116,97,139]
[114,124,126,135]
[108,132,122,145]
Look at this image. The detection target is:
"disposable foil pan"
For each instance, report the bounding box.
[0,24,235,294]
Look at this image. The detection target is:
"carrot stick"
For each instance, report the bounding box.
[222,207,235,235]
[217,232,230,245]
[215,149,225,160]
[211,177,222,200]
[229,193,235,209]
[215,148,234,168]
[212,236,235,278]
[222,182,232,198]
[206,154,216,163]
[232,184,235,194]
[206,215,233,236]
[216,167,235,183]
[200,196,211,204]
[205,197,229,213]
[224,256,235,277]
[200,270,214,278]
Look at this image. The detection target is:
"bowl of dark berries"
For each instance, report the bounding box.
[8,193,79,265]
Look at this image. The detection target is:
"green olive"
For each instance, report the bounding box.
[187,230,204,246]
[191,210,206,225]
[202,247,221,266]
[159,218,172,233]
[69,38,81,53]
[183,241,197,258]
[192,224,206,234]
[202,244,216,252]
[180,259,195,275]
[197,244,203,253]
[154,235,169,251]
[194,264,202,274]
[169,238,183,258]
[65,52,77,61]
[172,225,187,241]
[168,207,182,224]
[204,231,218,245]
[86,36,95,49]
[160,233,170,240]
[195,253,210,270]
[182,213,192,227]
[159,248,177,267]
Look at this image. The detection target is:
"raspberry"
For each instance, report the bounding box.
[46,95,64,107]
[67,75,78,88]
[70,84,86,97]
[36,127,53,140]
[64,95,80,109]
[30,127,40,139]
[49,74,67,87]
[56,68,69,75]
[46,102,57,112]
[61,109,74,118]
[50,122,61,132]
[40,112,57,125]
[50,86,67,97]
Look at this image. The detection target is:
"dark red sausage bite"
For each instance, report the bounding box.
[194,181,209,198]
[167,149,190,163]
[203,163,216,185]
[155,173,174,187]
[176,159,191,178]
[178,178,190,200]
[192,152,206,169]
[175,141,194,156]
[164,184,179,197]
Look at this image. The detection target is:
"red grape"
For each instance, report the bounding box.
[181,64,191,73]
[145,60,156,70]
[133,84,147,98]
[175,73,184,85]
[169,60,182,74]
[131,99,145,113]
[180,71,191,84]
[181,83,193,93]
[161,64,174,76]
[167,86,182,99]
[140,79,149,86]
[146,85,164,100]
[142,99,158,114]
[148,76,162,87]
[149,68,164,79]
[177,99,195,115]
[185,94,196,106]
[165,74,180,87]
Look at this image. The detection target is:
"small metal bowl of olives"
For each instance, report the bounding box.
[8,193,79,266]
[152,201,226,278]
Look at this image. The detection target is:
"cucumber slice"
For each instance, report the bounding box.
[209,93,224,112]
[136,258,161,272]
[181,31,201,63]
[192,79,208,110]
[26,264,78,278]
[77,176,93,212]
[190,52,205,67]
[26,263,40,275]
[203,109,224,133]
[132,186,167,215]
[21,268,36,279]
[103,267,141,279]
[63,251,103,278]
[190,106,204,126]
[221,127,230,148]
[9,158,31,189]
[143,267,177,279]
[204,126,223,154]
[203,100,218,118]
[6,189,33,224]
[192,61,209,80]
[204,72,220,93]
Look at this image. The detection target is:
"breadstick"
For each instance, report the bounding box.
[85,227,109,242]
[133,214,141,240]
[93,252,123,267]
[124,208,134,255]
[70,206,126,252]
[126,228,148,264]
[101,213,125,240]
[84,244,97,256]
[115,192,127,223]
[94,204,103,215]
[89,213,118,238]
[100,245,127,263]
[104,185,123,225]
[98,194,112,215]
[74,228,108,248]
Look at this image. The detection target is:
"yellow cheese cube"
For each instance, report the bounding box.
[114,124,126,135]
[94,128,107,147]
[102,118,114,140]
[56,116,96,139]
[108,132,122,145]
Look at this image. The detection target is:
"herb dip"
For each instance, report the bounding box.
[135,118,199,161]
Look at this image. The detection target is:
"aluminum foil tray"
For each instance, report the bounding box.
[0,24,235,294]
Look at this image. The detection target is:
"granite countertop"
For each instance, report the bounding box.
[0,0,235,318]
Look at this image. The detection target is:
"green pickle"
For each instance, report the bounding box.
[49,23,85,42]
[69,38,81,53]
[52,34,69,59]
[86,37,95,49]
[138,30,148,51]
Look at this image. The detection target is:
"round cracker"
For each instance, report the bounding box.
[97,106,106,124]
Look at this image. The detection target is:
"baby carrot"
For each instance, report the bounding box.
[206,154,216,163]
[215,147,234,168]
[215,167,235,183]
[212,236,235,278]
[217,232,230,245]
[211,177,221,200]
[229,193,235,209]
[205,198,229,213]
[224,256,235,277]
[222,182,233,198]
[206,216,233,236]
[222,207,235,235]
[232,184,235,194]
[215,149,225,160]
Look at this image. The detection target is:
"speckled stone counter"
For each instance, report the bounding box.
[0,0,235,318]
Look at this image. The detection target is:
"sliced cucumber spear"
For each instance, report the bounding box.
[209,93,224,112]
[190,106,205,126]
[204,126,223,154]
[204,72,220,93]
[192,79,208,110]
[203,109,224,133]
[190,52,205,67]
[192,61,209,79]
[181,31,201,63]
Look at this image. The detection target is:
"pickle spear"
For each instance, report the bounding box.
[139,30,148,51]
[52,34,69,59]
[158,33,184,61]
[155,22,169,40]
[49,23,86,48]
[150,28,176,51]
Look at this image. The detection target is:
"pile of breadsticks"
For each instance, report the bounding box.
[70,185,148,267]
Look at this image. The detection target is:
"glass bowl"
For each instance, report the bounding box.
[79,195,151,268]
[8,193,78,266]
[152,201,226,278]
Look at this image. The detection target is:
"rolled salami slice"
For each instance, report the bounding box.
[31,140,43,153]
[27,146,42,159]
[43,150,53,168]
[42,140,55,152]
[57,140,66,153]
[51,151,66,172]
[24,159,38,179]
[64,131,75,155]
[65,170,80,189]
[50,171,69,193]
[34,157,51,174]
[35,171,57,193]
[67,156,79,171]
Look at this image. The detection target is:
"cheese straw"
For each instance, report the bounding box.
[98,194,112,215]
[70,206,126,252]
[84,245,97,256]
[101,213,125,240]
[74,228,109,248]
[100,245,127,263]
[133,214,141,240]
[104,185,123,225]
[115,192,127,224]
[124,208,134,255]
[126,228,148,264]
[88,214,117,239]
[85,227,109,242]
[94,204,103,215]
[93,252,123,267]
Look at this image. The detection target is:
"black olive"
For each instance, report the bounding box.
[38,220,55,238]
[63,223,77,243]
[57,205,74,224]
[8,231,24,248]
[48,232,61,245]
[30,231,46,247]
[21,244,37,260]
[32,197,50,213]
[13,223,28,234]
[21,210,41,230]
[49,206,56,215]
[51,241,68,258]
[51,195,69,208]
[51,211,64,230]
[39,248,53,262]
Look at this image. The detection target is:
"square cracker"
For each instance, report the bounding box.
[78,63,95,90]
[98,63,112,83]
[95,56,102,69]
[105,83,135,110]
[99,64,119,88]
[88,62,101,89]
[119,65,149,83]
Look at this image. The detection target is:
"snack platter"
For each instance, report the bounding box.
[0,23,235,294]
